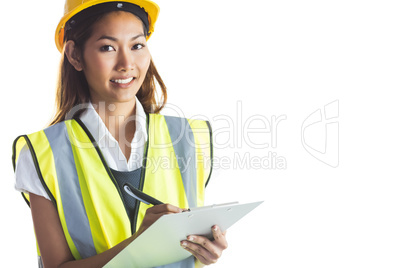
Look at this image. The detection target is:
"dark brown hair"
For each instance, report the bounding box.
[50,11,167,126]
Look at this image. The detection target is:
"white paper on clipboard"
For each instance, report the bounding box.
[104,201,263,268]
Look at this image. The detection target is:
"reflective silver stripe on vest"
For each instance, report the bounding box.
[38,256,43,268]
[44,122,97,259]
[164,116,197,208]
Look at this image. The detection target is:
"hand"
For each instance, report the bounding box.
[181,225,228,266]
[135,204,183,238]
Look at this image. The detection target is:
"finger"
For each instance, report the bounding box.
[141,210,179,226]
[212,225,228,249]
[136,206,182,237]
[142,211,177,224]
[180,240,215,265]
[186,235,222,260]
[146,204,183,214]
[140,204,182,229]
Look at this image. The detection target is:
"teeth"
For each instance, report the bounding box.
[111,77,134,84]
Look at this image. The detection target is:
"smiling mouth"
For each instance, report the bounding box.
[110,77,135,84]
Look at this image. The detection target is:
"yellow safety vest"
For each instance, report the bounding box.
[12,114,213,267]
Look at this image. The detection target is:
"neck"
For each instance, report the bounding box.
[92,99,136,151]
[93,99,136,126]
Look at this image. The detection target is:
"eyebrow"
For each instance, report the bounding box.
[96,34,145,42]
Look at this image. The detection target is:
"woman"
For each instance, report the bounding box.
[12,0,227,267]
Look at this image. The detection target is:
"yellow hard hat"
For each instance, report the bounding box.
[55,0,160,52]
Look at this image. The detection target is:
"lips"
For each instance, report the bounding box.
[110,77,135,84]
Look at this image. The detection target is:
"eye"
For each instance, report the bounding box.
[100,45,115,52]
[132,43,145,50]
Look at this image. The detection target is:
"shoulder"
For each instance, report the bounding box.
[149,113,211,130]
[147,114,212,151]
[14,120,73,141]
[12,120,76,163]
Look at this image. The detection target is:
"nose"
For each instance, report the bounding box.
[116,48,134,72]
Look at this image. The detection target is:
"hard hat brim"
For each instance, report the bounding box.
[55,0,159,53]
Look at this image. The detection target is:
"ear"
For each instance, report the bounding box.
[65,40,83,71]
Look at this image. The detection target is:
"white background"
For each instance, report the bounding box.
[1,0,402,267]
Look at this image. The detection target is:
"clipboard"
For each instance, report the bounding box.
[104,201,263,268]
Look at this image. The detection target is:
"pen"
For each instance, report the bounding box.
[123,183,164,206]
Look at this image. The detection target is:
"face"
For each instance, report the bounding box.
[79,11,151,104]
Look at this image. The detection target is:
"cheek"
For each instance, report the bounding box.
[85,61,114,89]
[88,57,111,77]
[137,52,151,74]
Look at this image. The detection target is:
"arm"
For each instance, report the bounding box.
[30,193,182,268]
